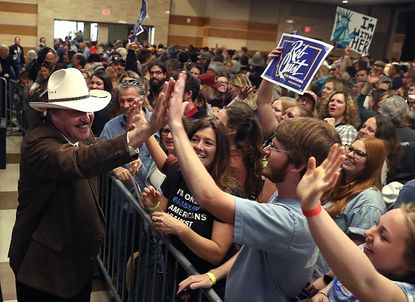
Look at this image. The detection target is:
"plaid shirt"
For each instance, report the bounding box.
[336,123,358,145]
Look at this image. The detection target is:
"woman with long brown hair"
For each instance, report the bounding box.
[215,102,264,199]
[143,117,240,301]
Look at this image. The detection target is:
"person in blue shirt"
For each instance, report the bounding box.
[100,78,155,191]
[297,144,415,302]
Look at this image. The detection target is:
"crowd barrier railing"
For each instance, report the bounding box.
[0,77,41,135]
[97,173,223,302]
[0,77,7,169]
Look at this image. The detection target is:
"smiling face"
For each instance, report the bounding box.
[363,209,410,277]
[262,137,291,183]
[358,117,377,139]
[342,139,367,181]
[50,109,94,143]
[40,66,51,80]
[328,93,346,121]
[190,127,217,168]
[89,75,105,90]
[161,126,174,155]
[216,76,229,94]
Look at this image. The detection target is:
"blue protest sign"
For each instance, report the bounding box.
[261,34,333,95]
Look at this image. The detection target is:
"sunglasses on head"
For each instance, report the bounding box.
[120,79,139,87]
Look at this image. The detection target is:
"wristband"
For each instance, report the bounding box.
[318,291,328,298]
[147,201,160,212]
[302,202,322,217]
[206,272,217,285]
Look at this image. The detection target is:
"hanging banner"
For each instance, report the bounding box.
[330,6,377,55]
[261,34,333,95]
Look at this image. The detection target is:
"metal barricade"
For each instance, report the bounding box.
[0,77,7,124]
[0,78,7,169]
[0,77,39,134]
[7,79,20,133]
[97,173,223,302]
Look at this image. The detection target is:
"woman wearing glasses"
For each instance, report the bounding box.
[298,145,415,302]
[143,117,240,300]
[308,137,387,296]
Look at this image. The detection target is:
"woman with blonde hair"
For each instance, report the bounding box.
[271,96,297,123]
[227,74,256,109]
[317,91,361,145]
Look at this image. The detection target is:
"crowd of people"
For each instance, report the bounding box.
[3,33,415,302]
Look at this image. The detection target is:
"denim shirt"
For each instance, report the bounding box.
[100,112,157,191]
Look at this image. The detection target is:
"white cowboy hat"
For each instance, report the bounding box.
[30,68,111,112]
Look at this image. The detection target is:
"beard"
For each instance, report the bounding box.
[150,78,166,92]
[263,159,290,184]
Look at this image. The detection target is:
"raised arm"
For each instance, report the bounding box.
[297,145,407,302]
[255,47,281,139]
[168,72,236,224]
[338,47,353,75]
[145,135,168,171]
[127,79,170,149]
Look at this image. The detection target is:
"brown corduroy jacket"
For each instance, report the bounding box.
[8,121,134,298]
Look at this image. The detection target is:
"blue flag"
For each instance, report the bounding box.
[133,0,148,36]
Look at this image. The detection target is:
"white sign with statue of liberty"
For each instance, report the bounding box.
[330,7,377,55]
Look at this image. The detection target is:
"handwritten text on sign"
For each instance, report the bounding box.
[330,7,377,55]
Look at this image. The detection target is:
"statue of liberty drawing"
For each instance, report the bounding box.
[332,8,356,48]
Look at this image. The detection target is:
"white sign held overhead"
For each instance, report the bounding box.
[330,7,377,55]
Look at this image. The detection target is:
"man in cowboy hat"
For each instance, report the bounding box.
[8,68,168,301]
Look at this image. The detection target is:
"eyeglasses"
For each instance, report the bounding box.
[120,79,139,88]
[344,144,367,159]
[298,97,314,104]
[161,128,171,135]
[217,80,229,85]
[149,70,163,76]
[263,134,289,154]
